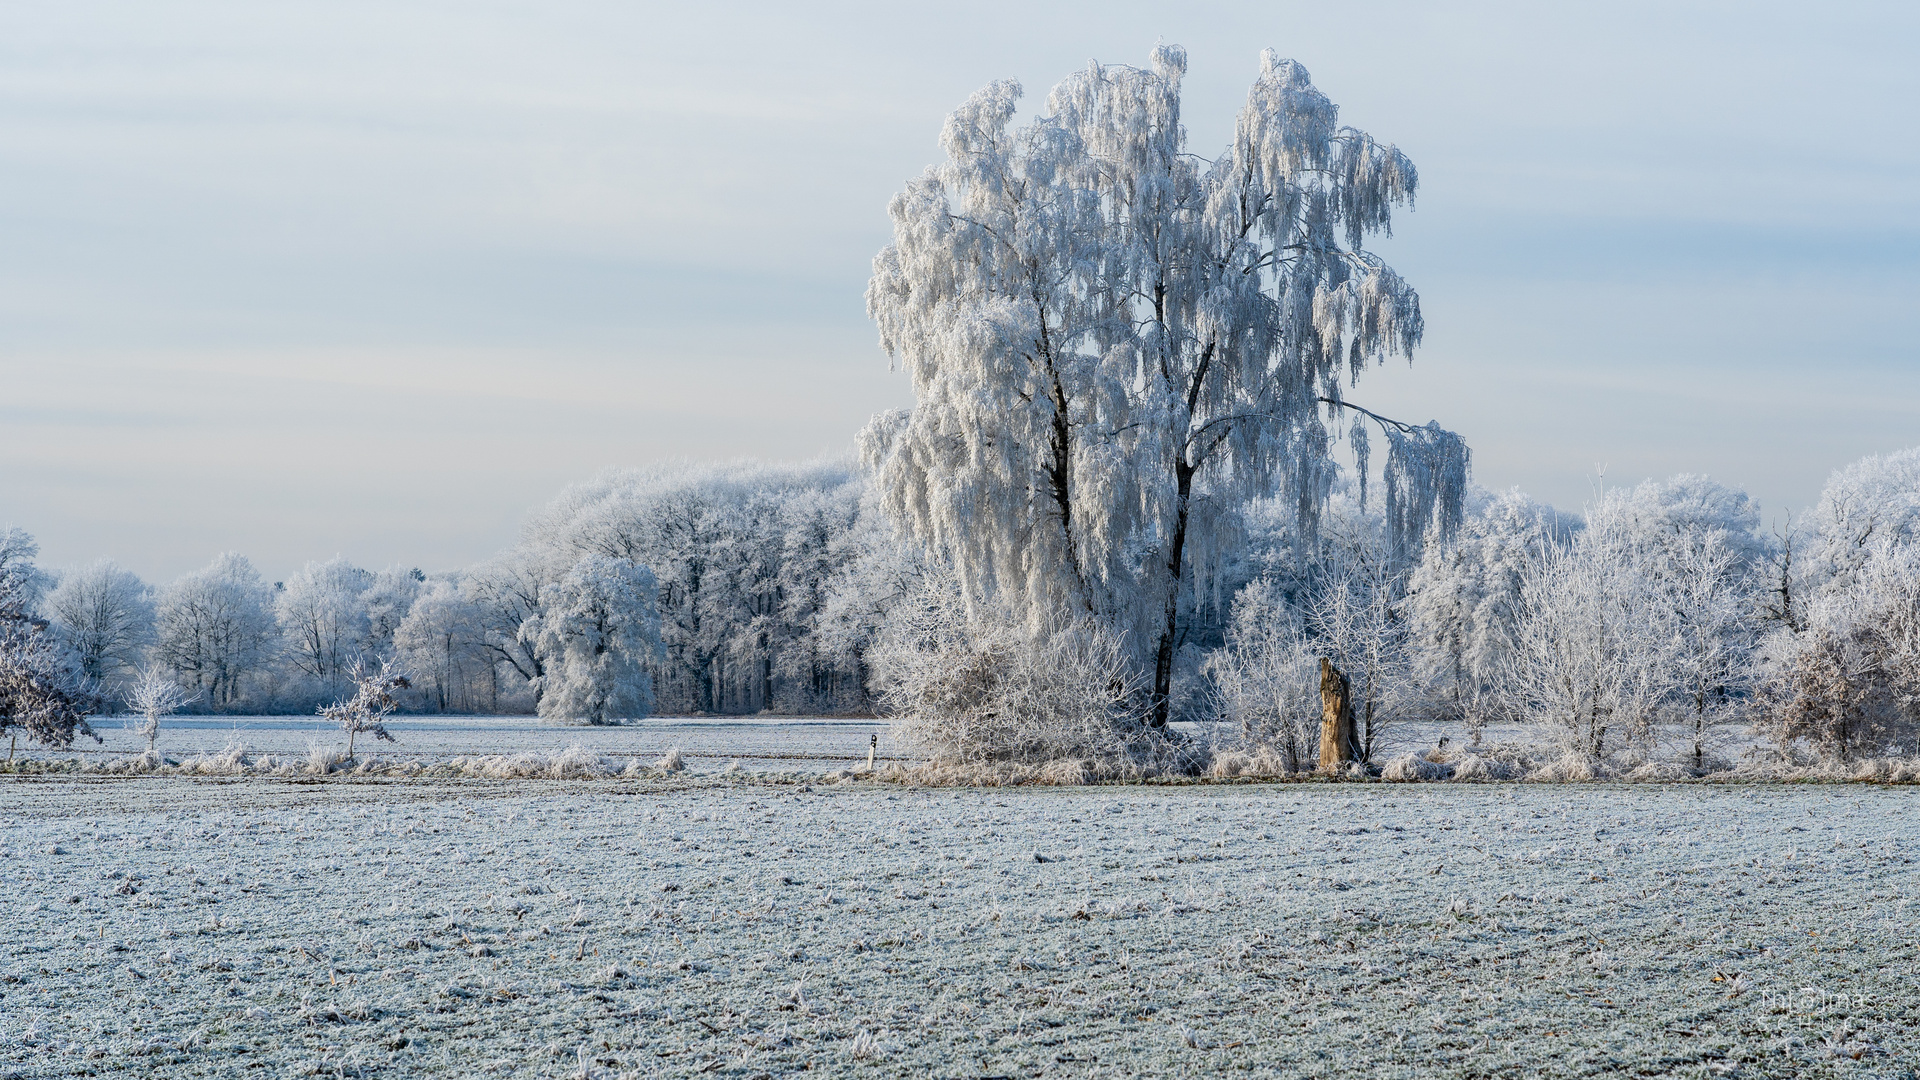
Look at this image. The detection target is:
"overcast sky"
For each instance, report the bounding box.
[3,1,1916,583]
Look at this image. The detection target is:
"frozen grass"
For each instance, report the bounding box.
[4,776,1918,1078]
[19,738,1920,788]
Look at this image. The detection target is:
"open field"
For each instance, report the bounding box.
[4,774,1917,1078]
[35,713,1772,780]
[37,715,905,774]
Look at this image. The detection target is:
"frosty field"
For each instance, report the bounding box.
[43,715,905,773]
[6,775,1918,1079]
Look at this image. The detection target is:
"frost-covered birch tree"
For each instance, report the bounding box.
[866,46,1466,723]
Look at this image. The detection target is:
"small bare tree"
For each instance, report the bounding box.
[126,665,195,753]
[321,660,410,762]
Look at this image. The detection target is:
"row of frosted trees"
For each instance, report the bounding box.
[5,459,903,722]
[7,446,1916,765]
[1199,450,1920,769]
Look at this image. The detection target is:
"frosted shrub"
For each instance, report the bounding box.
[305,742,347,776]
[1380,752,1451,781]
[871,571,1147,765]
[1765,540,1920,761]
[1204,580,1321,773]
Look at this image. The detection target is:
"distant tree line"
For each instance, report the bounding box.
[3,459,906,723]
[5,447,1917,768]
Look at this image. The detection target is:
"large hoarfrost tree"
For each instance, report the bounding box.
[866,46,1466,723]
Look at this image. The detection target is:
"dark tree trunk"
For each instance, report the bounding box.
[1150,461,1196,727]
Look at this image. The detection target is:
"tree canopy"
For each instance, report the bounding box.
[866,46,1467,721]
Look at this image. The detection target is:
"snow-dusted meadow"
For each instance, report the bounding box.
[41,715,905,774]
[6,774,1917,1078]
[35,711,1779,782]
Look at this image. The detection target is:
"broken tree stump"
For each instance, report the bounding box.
[1318,657,1358,774]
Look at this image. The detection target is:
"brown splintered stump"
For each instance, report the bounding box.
[1318,658,1358,775]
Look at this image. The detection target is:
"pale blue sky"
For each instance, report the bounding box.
[3,1,1916,581]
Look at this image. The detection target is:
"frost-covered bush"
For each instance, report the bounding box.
[1205,580,1322,773]
[525,555,661,724]
[1491,481,1762,760]
[870,571,1147,765]
[1764,540,1920,761]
